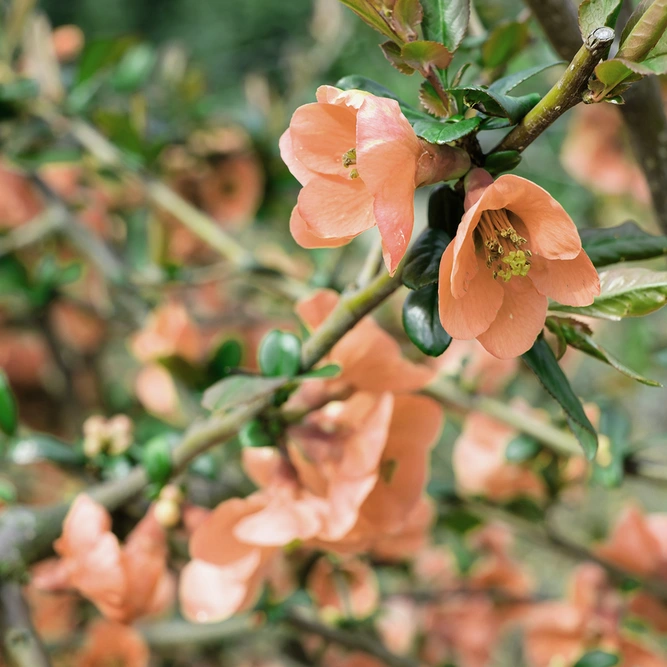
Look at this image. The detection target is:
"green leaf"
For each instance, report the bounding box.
[550,267,667,320]
[142,435,173,486]
[413,116,481,144]
[421,0,471,53]
[546,317,661,387]
[427,184,465,238]
[402,228,451,290]
[454,86,541,123]
[579,0,623,41]
[617,0,667,62]
[580,222,667,266]
[202,375,288,413]
[484,150,521,175]
[0,371,17,436]
[298,364,341,380]
[0,79,39,102]
[258,331,302,378]
[75,37,135,85]
[338,0,397,40]
[522,336,598,459]
[591,403,632,488]
[209,339,243,379]
[573,651,619,667]
[505,434,542,462]
[7,434,85,467]
[0,256,30,296]
[394,0,424,39]
[401,40,453,70]
[238,419,274,449]
[481,21,529,69]
[489,62,565,95]
[111,44,157,92]
[336,75,430,124]
[381,41,416,75]
[403,284,452,357]
[419,80,453,117]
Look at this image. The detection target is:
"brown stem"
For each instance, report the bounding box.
[0,581,51,667]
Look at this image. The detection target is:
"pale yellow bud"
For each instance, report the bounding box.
[154,499,181,528]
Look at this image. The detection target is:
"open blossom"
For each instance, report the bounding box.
[524,564,665,667]
[40,494,174,623]
[439,168,600,358]
[452,403,546,502]
[280,85,470,274]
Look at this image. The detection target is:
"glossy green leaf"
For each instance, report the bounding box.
[578,0,623,41]
[403,284,452,356]
[482,21,529,69]
[454,86,541,123]
[202,375,288,413]
[546,317,661,386]
[142,435,173,486]
[427,184,465,238]
[111,44,157,92]
[550,267,667,320]
[573,651,619,667]
[338,0,396,40]
[413,116,481,144]
[484,150,522,175]
[239,419,274,449]
[421,0,470,52]
[258,330,302,378]
[488,62,564,95]
[402,228,451,290]
[522,336,598,459]
[580,222,667,266]
[336,75,430,123]
[0,371,17,436]
[209,339,243,379]
[7,434,85,467]
[505,434,542,462]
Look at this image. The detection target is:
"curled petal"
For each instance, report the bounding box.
[289,206,355,249]
[528,251,599,306]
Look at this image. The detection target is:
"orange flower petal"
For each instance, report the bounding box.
[289,205,356,249]
[279,129,314,186]
[528,251,600,306]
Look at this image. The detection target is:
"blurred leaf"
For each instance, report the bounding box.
[0,79,39,102]
[403,228,451,290]
[505,434,542,462]
[202,375,287,413]
[298,364,341,379]
[336,75,430,123]
[591,403,632,488]
[484,149,522,175]
[338,0,397,40]
[0,371,17,436]
[111,44,157,92]
[0,256,30,296]
[413,116,481,144]
[578,0,623,41]
[427,184,465,237]
[454,86,541,122]
[401,40,453,69]
[142,434,174,486]
[522,336,598,459]
[489,62,565,94]
[209,339,243,379]
[421,0,471,52]
[573,651,619,667]
[239,419,273,449]
[381,41,416,74]
[75,37,135,85]
[550,267,667,320]
[546,317,661,386]
[580,222,667,267]
[258,331,302,378]
[403,284,452,356]
[481,21,529,69]
[0,480,16,504]
[7,434,85,467]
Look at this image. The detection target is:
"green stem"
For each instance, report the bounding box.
[494,27,615,154]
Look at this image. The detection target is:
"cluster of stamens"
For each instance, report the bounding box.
[342,148,359,179]
[477,209,532,282]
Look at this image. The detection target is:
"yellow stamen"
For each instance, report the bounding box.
[342,148,357,168]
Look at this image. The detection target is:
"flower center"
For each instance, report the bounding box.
[341,148,359,179]
[476,208,532,282]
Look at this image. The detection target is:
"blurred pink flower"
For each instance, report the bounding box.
[77,619,149,667]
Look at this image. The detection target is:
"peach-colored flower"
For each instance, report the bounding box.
[307,556,379,620]
[134,364,183,423]
[131,301,206,365]
[376,597,420,655]
[49,300,106,354]
[0,163,43,228]
[524,564,665,667]
[281,86,469,273]
[0,330,50,388]
[561,104,650,204]
[293,289,434,400]
[438,168,600,358]
[180,496,278,623]
[453,406,546,502]
[46,494,174,623]
[433,338,518,394]
[52,25,85,63]
[77,619,149,667]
